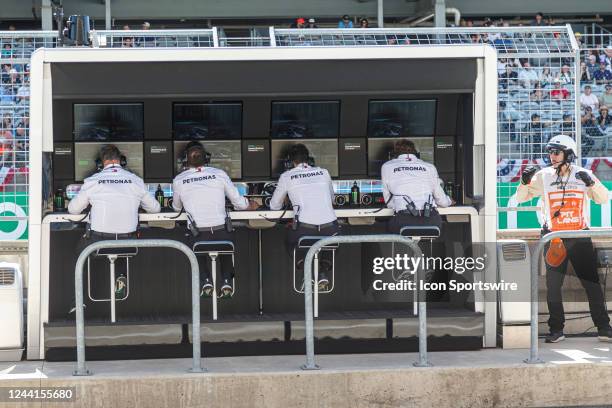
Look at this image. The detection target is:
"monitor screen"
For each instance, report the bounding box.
[270,139,338,177]
[368,100,436,137]
[74,142,144,181]
[173,103,242,140]
[270,101,340,139]
[74,103,144,141]
[367,137,434,176]
[174,140,242,179]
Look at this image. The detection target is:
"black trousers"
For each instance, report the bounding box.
[287,223,342,269]
[188,228,235,282]
[74,232,137,305]
[386,210,443,235]
[545,237,609,332]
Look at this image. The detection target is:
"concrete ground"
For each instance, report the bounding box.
[1,338,612,408]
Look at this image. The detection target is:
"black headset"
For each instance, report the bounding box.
[180,141,212,168]
[283,145,315,171]
[95,154,127,172]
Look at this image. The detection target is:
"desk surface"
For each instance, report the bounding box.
[43,206,478,224]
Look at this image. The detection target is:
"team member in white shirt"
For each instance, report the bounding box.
[68,144,161,308]
[269,144,339,290]
[381,139,453,234]
[516,134,611,343]
[172,141,257,297]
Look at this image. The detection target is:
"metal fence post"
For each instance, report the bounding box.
[526,229,612,364]
[73,239,205,376]
[301,234,425,370]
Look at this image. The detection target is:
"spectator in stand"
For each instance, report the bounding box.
[531,85,547,102]
[581,106,601,155]
[306,18,318,28]
[600,83,612,107]
[137,21,155,46]
[558,113,575,136]
[338,15,353,28]
[597,105,612,130]
[550,80,569,101]
[525,113,547,156]
[586,54,598,78]
[8,25,16,31]
[593,62,612,85]
[518,61,539,89]
[499,64,518,89]
[539,66,554,87]
[1,64,12,84]
[122,25,130,30]
[470,34,481,44]
[557,64,572,85]
[597,105,612,129]
[603,45,612,68]
[580,61,592,84]
[1,44,13,59]
[290,18,306,28]
[360,18,369,28]
[531,12,545,26]
[122,37,134,47]
[574,32,583,48]
[581,85,600,112]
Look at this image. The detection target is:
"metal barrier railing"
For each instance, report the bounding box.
[91,29,218,48]
[73,239,205,376]
[526,229,612,364]
[301,234,428,370]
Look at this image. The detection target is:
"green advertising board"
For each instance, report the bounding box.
[0,193,29,240]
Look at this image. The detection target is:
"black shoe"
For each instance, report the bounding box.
[200,277,213,298]
[545,331,565,343]
[115,274,127,298]
[219,279,233,299]
[597,326,612,342]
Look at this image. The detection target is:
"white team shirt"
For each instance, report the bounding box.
[381,154,452,212]
[269,163,336,225]
[172,166,248,228]
[68,164,161,234]
[515,165,608,231]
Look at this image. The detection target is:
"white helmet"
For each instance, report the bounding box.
[546,134,577,162]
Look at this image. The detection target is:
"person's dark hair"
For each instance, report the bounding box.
[185,141,207,167]
[393,139,417,157]
[342,15,350,21]
[288,143,310,164]
[531,113,540,120]
[536,12,543,18]
[100,144,122,163]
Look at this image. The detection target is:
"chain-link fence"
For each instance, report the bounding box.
[0,32,56,240]
[91,29,217,48]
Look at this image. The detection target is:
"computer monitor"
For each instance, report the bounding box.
[367,137,434,176]
[270,101,340,139]
[74,142,144,181]
[270,139,338,177]
[73,103,144,141]
[173,103,242,140]
[367,100,436,137]
[174,140,242,179]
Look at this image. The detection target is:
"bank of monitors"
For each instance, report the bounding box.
[270,101,340,139]
[271,139,339,177]
[367,137,434,176]
[367,100,436,138]
[173,141,242,179]
[74,103,144,141]
[173,103,242,140]
[73,142,144,181]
